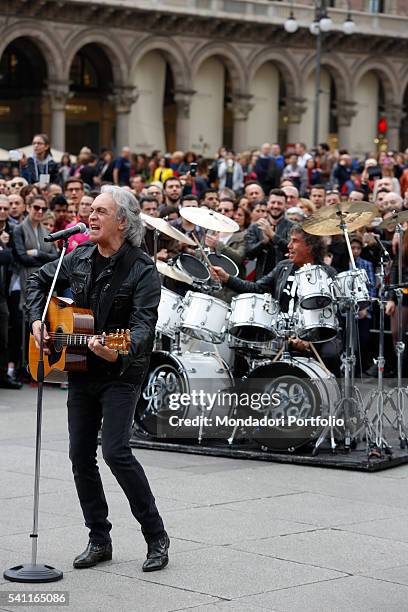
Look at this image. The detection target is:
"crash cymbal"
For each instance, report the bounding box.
[378,210,408,230]
[180,206,239,233]
[302,201,377,236]
[155,260,193,285]
[140,212,196,246]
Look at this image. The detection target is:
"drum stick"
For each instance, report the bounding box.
[191,232,215,269]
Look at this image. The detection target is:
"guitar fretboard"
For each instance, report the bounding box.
[48,333,106,346]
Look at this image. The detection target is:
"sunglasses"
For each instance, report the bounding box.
[32,204,47,212]
[219,208,233,213]
[10,182,24,187]
[0,206,9,211]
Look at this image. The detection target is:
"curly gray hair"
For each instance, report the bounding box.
[101,185,144,247]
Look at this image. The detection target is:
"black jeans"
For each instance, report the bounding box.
[67,380,164,545]
[0,298,9,379]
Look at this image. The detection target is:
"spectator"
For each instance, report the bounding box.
[64,177,84,210]
[309,184,326,209]
[218,150,244,193]
[153,155,174,184]
[80,153,99,188]
[113,146,131,186]
[8,194,26,224]
[282,153,307,194]
[163,177,182,209]
[26,134,59,185]
[58,153,73,184]
[254,143,281,194]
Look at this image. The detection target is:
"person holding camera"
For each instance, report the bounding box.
[217,150,244,194]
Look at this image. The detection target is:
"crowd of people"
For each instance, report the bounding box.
[1,133,408,389]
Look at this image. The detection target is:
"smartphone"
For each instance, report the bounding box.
[367,166,382,180]
[189,162,197,177]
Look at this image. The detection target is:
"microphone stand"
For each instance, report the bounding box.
[3,240,67,583]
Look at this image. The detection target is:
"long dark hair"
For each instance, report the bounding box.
[290,223,326,263]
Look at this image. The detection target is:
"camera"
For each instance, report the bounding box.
[189,162,197,177]
[367,166,382,180]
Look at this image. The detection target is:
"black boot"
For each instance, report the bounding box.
[73,541,112,569]
[142,531,170,572]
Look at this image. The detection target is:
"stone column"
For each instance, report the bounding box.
[231,94,253,152]
[386,104,404,151]
[285,97,307,144]
[337,100,357,152]
[174,90,195,151]
[47,81,71,151]
[111,87,139,151]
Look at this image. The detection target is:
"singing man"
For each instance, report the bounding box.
[25,186,169,572]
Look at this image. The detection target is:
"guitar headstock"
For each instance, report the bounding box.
[104,329,131,354]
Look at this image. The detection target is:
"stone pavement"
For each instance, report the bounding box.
[1,386,408,612]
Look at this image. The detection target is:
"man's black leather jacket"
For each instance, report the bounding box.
[25,241,161,380]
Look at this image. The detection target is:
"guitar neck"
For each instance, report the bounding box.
[49,333,106,347]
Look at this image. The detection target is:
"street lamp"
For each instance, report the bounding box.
[284,1,356,147]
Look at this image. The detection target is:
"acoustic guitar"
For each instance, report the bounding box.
[29,296,131,381]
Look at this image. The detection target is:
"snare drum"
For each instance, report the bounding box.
[176,254,209,284]
[295,304,337,343]
[180,291,230,343]
[295,264,333,309]
[228,293,280,344]
[332,269,370,309]
[156,288,182,339]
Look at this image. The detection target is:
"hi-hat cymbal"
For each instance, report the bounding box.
[180,206,240,233]
[378,210,408,230]
[141,212,196,246]
[155,260,193,285]
[302,201,377,236]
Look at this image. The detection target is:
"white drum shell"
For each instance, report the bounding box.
[138,351,233,437]
[295,305,337,343]
[333,269,370,307]
[156,288,182,339]
[295,264,333,309]
[229,293,280,343]
[180,291,230,343]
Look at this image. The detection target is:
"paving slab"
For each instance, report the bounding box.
[220,491,406,527]
[238,575,408,612]
[0,565,217,612]
[234,528,408,574]
[101,546,345,599]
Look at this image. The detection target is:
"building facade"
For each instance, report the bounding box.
[0,0,408,157]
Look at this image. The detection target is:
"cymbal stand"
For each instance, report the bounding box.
[385,222,408,448]
[364,251,392,456]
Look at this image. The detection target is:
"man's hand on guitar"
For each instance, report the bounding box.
[88,335,119,362]
[32,320,51,354]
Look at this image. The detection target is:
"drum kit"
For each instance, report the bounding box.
[134,202,408,457]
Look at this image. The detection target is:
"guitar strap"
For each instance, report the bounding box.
[96,244,142,333]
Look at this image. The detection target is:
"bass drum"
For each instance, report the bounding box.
[240,357,341,451]
[133,351,234,441]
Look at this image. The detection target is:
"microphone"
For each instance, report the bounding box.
[44,223,87,243]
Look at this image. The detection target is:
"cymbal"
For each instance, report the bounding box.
[140,212,196,246]
[155,260,193,285]
[302,201,377,236]
[180,206,239,233]
[378,210,408,230]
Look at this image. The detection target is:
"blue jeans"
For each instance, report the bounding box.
[67,379,164,544]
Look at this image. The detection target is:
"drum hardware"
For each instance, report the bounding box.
[305,212,367,453]
[380,222,408,449]
[377,209,408,231]
[362,245,393,457]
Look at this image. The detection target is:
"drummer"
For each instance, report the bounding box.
[212,224,342,374]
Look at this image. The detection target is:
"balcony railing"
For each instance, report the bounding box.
[70,0,408,37]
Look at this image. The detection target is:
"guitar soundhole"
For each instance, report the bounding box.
[54,326,64,352]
